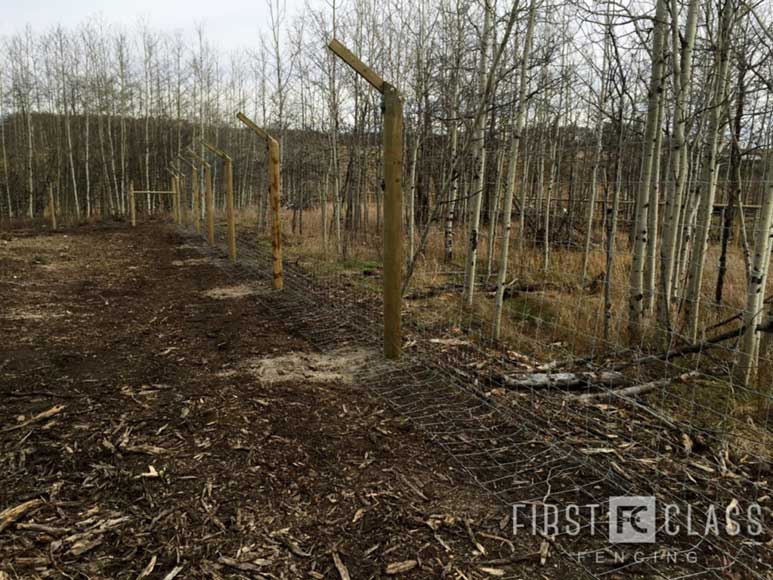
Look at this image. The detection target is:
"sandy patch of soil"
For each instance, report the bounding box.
[171,257,211,267]
[243,348,376,384]
[202,284,266,300]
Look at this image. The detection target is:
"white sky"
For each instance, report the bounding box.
[0,0,307,52]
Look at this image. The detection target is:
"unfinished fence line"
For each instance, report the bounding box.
[5,2,773,575]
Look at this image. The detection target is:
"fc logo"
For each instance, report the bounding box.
[609,496,656,543]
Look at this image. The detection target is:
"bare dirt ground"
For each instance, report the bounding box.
[0,223,572,579]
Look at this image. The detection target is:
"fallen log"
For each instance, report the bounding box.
[570,372,699,403]
[612,320,773,371]
[501,371,626,390]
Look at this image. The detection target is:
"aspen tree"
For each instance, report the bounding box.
[493,0,538,340]
[629,0,668,343]
[581,4,611,283]
[738,153,773,387]
[684,0,735,341]
[643,88,665,313]
[463,0,492,307]
[443,0,465,263]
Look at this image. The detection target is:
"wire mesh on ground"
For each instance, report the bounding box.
[161,213,773,580]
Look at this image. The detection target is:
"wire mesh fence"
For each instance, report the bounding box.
[130,168,773,579]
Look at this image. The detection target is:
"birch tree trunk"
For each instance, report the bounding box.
[684,0,735,341]
[462,0,492,306]
[658,0,695,294]
[0,78,11,219]
[581,7,610,282]
[443,6,464,263]
[643,90,665,312]
[737,155,773,387]
[492,0,537,340]
[628,0,668,343]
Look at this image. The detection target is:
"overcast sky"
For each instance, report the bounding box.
[0,0,307,52]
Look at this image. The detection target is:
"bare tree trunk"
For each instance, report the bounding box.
[463,0,492,306]
[486,149,504,278]
[581,8,610,282]
[643,90,665,312]
[684,0,735,341]
[738,155,773,387]
[492,0,537,339]
[628,0,668,343]
[26,106,34,219]
[605,106,626,343]
[0,78,11,219]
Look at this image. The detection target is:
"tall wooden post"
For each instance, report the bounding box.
[382,85,403,359]
[172,175,181,225]
[129,180,136,227]
[328,39,403,359]
[205,164,214,245]
[225,158,236,261]
[202,141,236,261]
[48,184,57,231]
[268,138,284,290]
[236,112,284,290]
[192,166,200,233]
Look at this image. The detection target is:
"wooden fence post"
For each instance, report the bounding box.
[172,175,181,224]
[192,166,200,233]
[205,164,214,245]
[225,157,236,261]
[268,138,284,289]
[129,180,136,227]
[382,85,403,360]
[236,112,284,290]
[48,184,57,231]
[328,39,403,359]
[202,141,236,261]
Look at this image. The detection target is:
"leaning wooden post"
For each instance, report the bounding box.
[202,141,236,261]
[129,180,136,227]
[48,184,57,231]
[236,112,284,290]
[328,39,403,359]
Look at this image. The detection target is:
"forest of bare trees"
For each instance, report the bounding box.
[2,0,773,389]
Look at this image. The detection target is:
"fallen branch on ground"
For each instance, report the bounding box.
[570,372,699,403]
[0,499,45,534]
[501,371,626,390]
[612,320,773,371]
[2,404,65,432]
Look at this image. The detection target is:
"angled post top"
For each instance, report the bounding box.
[327,38,385,94]
[177,154,196,170]
[186,146,211,168]
[201,139,232,162]
[236,112,278,146]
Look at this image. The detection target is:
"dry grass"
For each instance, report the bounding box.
[235,203,766,354]
[244,202,772,458]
